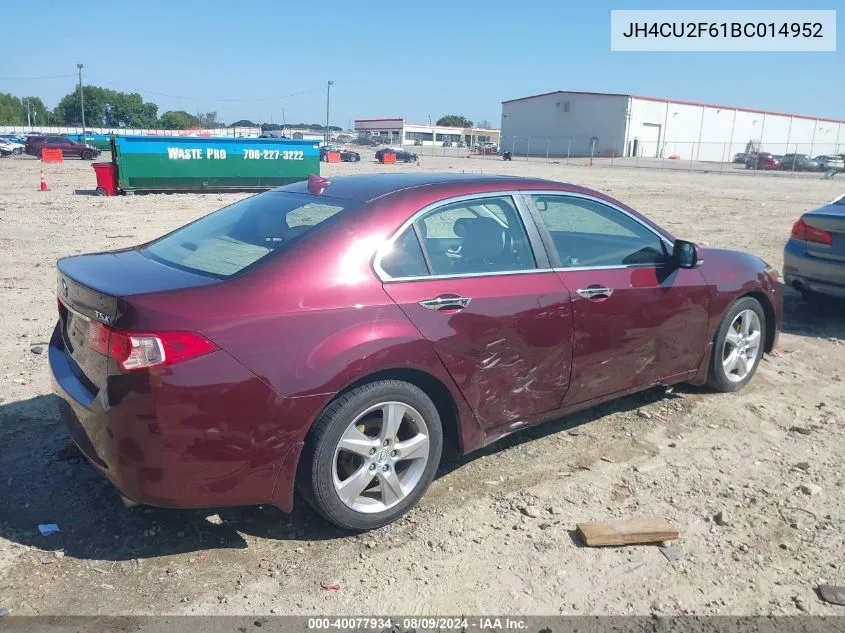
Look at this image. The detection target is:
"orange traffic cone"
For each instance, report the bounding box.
[39,170,48,192]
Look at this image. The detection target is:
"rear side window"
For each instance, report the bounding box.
[379,227,429,278]
[415,196,536,275]
[142,191,353,278]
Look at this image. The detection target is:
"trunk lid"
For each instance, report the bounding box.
[803,200,845,262]
[56,248,219,391]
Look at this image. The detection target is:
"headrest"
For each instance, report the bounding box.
[459,217,505,261]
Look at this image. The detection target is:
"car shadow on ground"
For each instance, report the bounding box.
[780,285,845,341]
[0,395,347,563]
[0,383,682,561]
[436,383,683,478]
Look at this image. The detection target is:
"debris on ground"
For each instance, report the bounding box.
[576,518,679,547]
[205,514,223,525]
[818,585,845,607]
[37,523,60,537]
[659,545,681,562]
[29,345,43,355]
[320,581,342,591]
[714,509,731,526]
[789,426,812,436]
[799,483,823,496]
[56,441,82,463]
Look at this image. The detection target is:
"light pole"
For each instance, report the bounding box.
[77,63,85,132]
[325,80,333,144]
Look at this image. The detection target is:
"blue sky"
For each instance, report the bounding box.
[1,0,841,127]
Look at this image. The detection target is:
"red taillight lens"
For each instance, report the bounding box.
[791,218,832,245]
[87,324,218,372]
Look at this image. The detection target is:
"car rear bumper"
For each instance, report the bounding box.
[49,322,320,511]
[783,239,845,298]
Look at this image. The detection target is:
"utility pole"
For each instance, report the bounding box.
[282,107,286,135]
[25,98,31,126]
[325,80,333,144]
[77,63,86,131]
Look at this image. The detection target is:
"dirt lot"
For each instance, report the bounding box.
[0,152,843,617]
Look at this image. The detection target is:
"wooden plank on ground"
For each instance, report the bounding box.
[576,518,678,547]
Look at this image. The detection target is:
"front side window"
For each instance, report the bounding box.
[143,191,353,278]
[414,195,536,275]
[531,194,666,268]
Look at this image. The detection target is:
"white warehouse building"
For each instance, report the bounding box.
[501,90,845,162]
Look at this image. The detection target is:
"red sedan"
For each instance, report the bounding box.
[50,173,782,530]
[744,152,781,170]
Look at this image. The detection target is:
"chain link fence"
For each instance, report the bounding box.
[365,137,845,177]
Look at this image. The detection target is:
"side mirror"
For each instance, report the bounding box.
[672,239,701,269]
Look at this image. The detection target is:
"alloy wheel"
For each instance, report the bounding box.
[332,401,430,513]
[721,309,762,382]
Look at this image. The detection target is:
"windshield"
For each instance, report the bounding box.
[142,191,355,278]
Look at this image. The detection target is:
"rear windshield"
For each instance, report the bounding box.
[142,191,354,278]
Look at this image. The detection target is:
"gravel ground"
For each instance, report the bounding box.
[0,152,843,616]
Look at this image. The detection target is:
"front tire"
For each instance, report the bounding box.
[706,297,766,392]
[12,148,22,155]
[81,149,94,160]
[298,380,443,531]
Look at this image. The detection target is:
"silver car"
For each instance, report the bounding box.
[814,155,845,172]
[784,193,845,300]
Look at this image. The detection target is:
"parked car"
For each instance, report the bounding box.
[319,146,361,162]
[25,135,101,160]
[779,154,820,172]
[783,193,845,301]
[0,134,28,145]
[733,152,747,163]
[375,147,418,162]
[813,155,845,172]
[0,138,24,155]
[50,173,782,530]
[745,152,780,170]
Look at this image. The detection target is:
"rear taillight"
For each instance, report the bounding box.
[791,218,832,245]
[87,321,217,372]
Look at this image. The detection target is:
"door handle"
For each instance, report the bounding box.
[576,287,613,299]
[419,296,472,311]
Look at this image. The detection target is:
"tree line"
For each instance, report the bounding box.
[0,88,223,130]
[1,87,338,131]
[1,88,492,131]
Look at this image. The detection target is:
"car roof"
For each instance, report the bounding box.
[277,173,567,202]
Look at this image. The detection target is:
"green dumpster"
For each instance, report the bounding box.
[112,135,320,193]
[69,133,112,151]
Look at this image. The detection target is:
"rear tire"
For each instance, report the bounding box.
[298,380,443,531]
[81,149,94,160]
[706,297,766,393]
[12,148,22,155]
